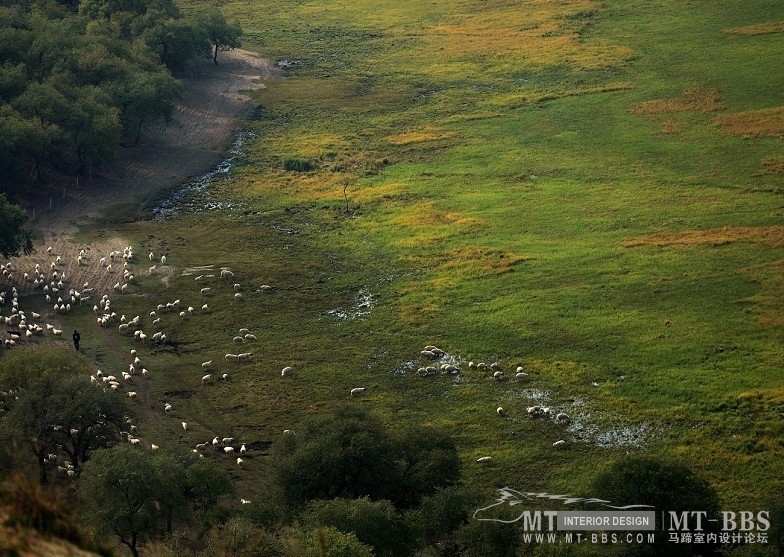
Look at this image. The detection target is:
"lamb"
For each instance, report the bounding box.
[476,456,493,464]
[468,361,477,370]
[141,369,149,378]
[350,387,366,396]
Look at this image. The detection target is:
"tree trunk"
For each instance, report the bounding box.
[213,43,219,65]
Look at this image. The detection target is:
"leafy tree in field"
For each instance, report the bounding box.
[591,456,721,557]
[79,445,234,555]
[0,346,131,483]
[415,486,485,556]
[284,525,374,557]
[185,458,234,527]
[196,8,241,65]
[302,497,420,557]
[78,444,160,557]
[0,193,33,258]
[271,406,461,511]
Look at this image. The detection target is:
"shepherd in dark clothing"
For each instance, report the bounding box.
[73,330,80,351]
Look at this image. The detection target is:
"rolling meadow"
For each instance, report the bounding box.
[6,0,784,552]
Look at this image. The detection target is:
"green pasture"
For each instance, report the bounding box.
[54,0,784,511]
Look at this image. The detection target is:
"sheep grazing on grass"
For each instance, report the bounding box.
[493,371,503,380]
[236,457,244,467]
[496,407,506,417]
[281,366,293,377]
[224,446,235,456]
[225,353,239,362]
[233,336,245,343]
[221,270,234,279]
[233,283,241,291]
[202,374,212,384]
[200,287,211,295]
[240,444,247,455]
[182,422,188,431]
[128,391,137,398]
[477,362,488,371]
[516,372,528,380]
[202,304,209,312]
[234,293,243,301]
[350,387,366,396]
[222,437,234,446]
[476,456,493,464]
[237,353,253,361]
[160,255,167,265]
[196,443,207,451]
[130,438,141,446]
[241,499,251,505]
[151,444,159,451]
[244,334,256,341]
[552,440,566,448]
[202,360,212,369]
[238,328,251,335]
[556,412,571,423]
[164,403,173,413]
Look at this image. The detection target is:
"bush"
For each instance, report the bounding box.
[283,158,315,172]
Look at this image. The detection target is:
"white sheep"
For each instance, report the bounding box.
[556,412,571,423]
[553,440,566,448]
[128,392,137,398]
[496,407,505,417]
[222,437,234,446]
[221,270,234,279]
[236,457,244,467]
[234,293,242,301]
[281,366,293,377]
[202,374,212,384]
[202,360,213,369]
[240,444,247,455]
[164,403,173,413]
[225,353,239,361]
[130,438,141,446]
[237,352,253,361]
[196,443,207,451]
[221,373,229,381]
[224,446,235,456]
[233,336,245,343]
[244,334,256,341]
[182,422,188,431]
[476,456,493,464]
[160,255,167,265]
[202,304,209,312]
[240,499,251,505]
[493,371,503,380]
[200,287,211,295]
[350,387,366,396]
[516,372,528,380]
[233,283,241,291]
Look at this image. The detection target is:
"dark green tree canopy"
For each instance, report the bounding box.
[0,193,33,258]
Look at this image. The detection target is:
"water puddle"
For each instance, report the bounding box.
[152,130,256,219]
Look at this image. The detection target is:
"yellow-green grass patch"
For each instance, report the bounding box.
[623,226,784,248]
[724,21,784,36]
[633,87,725,115]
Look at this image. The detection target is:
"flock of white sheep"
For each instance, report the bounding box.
[2,242,572,491]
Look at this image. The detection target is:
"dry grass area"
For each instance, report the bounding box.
[633,87,725,115]
[660,118,683,134]
[418,0,634,73]
[623,226,784,248]
[754,155,784,176]
[723,21,784,35]
[715,106,784,137]
[385,127,457,145]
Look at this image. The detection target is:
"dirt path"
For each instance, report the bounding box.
[32,48,280,239]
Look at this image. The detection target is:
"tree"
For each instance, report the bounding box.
[283,525,374,557]
[394,425,460,508]
[0,193,33,259]
[78,445,160,557]
[302,497,419,557]
[0,346,125,483]
[196,8,241,65]
[416,486,485,556]
[591,456,721,557]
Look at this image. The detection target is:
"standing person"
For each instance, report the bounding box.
[73,329,80,351]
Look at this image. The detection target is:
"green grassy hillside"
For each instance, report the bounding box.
[67,0,784,512]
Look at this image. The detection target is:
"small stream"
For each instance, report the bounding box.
[152,130,256,220]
